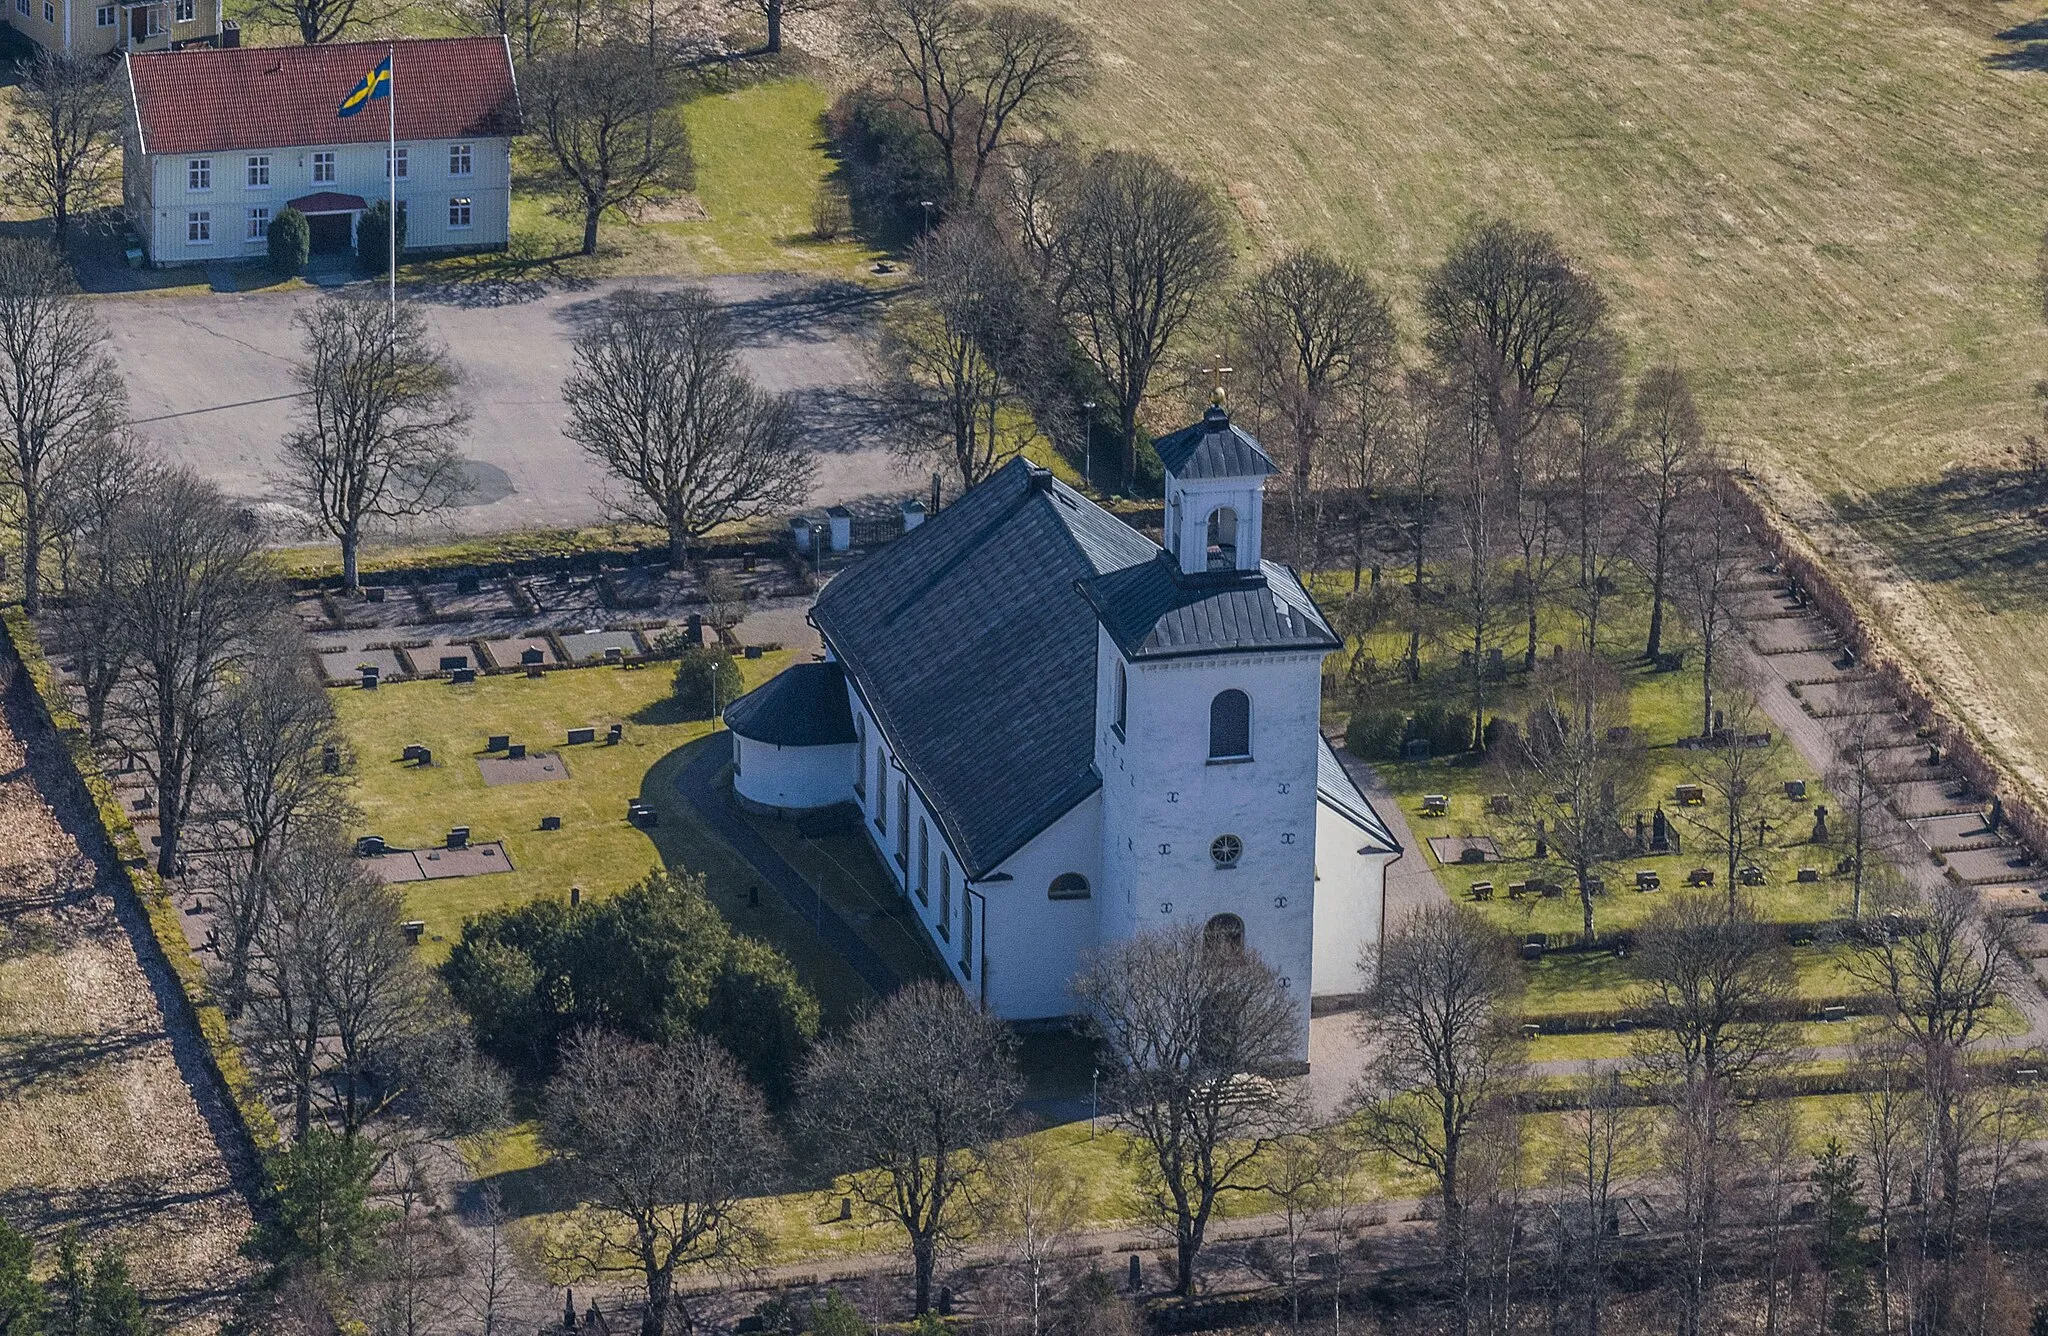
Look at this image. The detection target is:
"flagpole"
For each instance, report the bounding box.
[386,43,396,329]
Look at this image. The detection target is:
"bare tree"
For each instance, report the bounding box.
[369,1149,463,1336]
[0,51,124,249]
[104,470,276,878]
[243,833,350,1137]
[983,1132,1085,1336]
[1544,1067,1640,1336]
[1851,1036,1917,1336]
[1052,151,1232,484]
[1496,650,1645,938]
[528,39,693,255]
[1392,371,1448,680]
[1679,682,1786,902]
[722,0,825,52]
[207,632,349,1018]
[1000,136,1080,287]
[1556,348,1636,655]
[1316,302,1403,590]
[1248,1123,1341,1326]
[443,0,557,57]
[545,1029,778,1336]
[563,287,813,565]
[1077,925,1298,1298]
[1672,473,1750,738]
[1437,367,1508,748]
[846,0,1093,207]
[0,239,127,615]
[278,296,469,595]
[460,1186,530,1336]
[1828,697,1906,923]
[1350,903,1523,1291]
[1630,366,1706,663]
[1237,248,1397,505]
[50,434,150,742]
[884,213,1042,490]
[799,979,1019,1314]
[322,873,438,1137]
[247,0,393,43]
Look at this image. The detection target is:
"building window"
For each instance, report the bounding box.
[245,156,270,188]
[173,0,192,19]
[448,196,472,228]
[246,206,269,241]
[1048,873,1091,901]
[95,4,113,22]
[873,748,886,831]
[1203,912,1246,956]
[1209,689,1251,760]
[146,5,160,31]
[187,158,211,191]
[895,781,909,869]
[40,0,52,21]
[853,717,866,798]
[958,875,971,976]
[312,152,335,184]
[386,147,408,179]
[938,851,951,941]
[1206,506,1239,570]
[1210,834,1243,868]
[15,1,29,19]
[1112,659,1127,739]
[449,142,472,176]
[186,211,211,244]
[916,819,929,905]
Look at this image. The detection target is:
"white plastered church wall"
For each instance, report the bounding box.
[974,793,1103,1021]
[1094,627,1326,1061]
[1310,801,1394,999]
[731,735,856,812]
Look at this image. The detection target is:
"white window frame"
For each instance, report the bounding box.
[245,155,270,188]
[41,0,53,22]
[448,142,473,177]
[448,196,472,229]
[95,3,113,23]
[386,147,408,180]
[14,0,29,19]
[146,6,161,33]
[187,158,211,192]
[246,206,270,242]
[186,211,212,245]
[172,0,191,18]
[312,151,336,184]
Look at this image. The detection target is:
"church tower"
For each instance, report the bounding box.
[1085,401,1336,1065]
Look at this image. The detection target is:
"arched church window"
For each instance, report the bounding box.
[1049,873,1092,901]
[1209,834,1243,867]
[1205,506,1238,570]
[1209,690,1250,760]
[1113,660,1127,737]
[1203,912,1246,955]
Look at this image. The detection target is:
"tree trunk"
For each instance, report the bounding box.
[1175,1229,1197,1298]
[155,770,182,877]
[912,1236,936,1314]
[1119,400,1139,490]
[668,526,688,568]
[52,193,69,254]
[583,200,602,256]
[640,1261,671,1336]
[20,496,42,615]
[341,526,361,595]
[765,0,782,52]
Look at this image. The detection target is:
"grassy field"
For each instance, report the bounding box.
[1031,0,2048,810]
[327,656,913,1023]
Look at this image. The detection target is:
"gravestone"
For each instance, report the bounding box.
[540,815,562,831]
[361,666,379,689]
[1402,738,1431,761]
[570,886,581,906]
[508,743,526,759]
[1489,794,1512,816]
[447,827,470,850]
[488,734,509,751]
[1811,805,1829,844]
[521,647,545,666]
[402,744,423,761]
[440,655,466,671]
[744,645,763,659]
[356,835,385,856]
[1797,867,1820,883]
[527,666,544,679]
[451,667,476,684]
[456,572,481,595]
[1650,807,1671,853]
[1485,647,1506,682]
[607,723,623,745]
[366,586,386,603]
[567,727,596,746]
[402,921,425,943]
[1928,743,1941,768]
[604,646,625,664]
[322,743,340,774]
[1785,779,1807,800]
[686,613,704,647]
[415,747,432,767]
[1989,796,2005,832]
[1713,708,1725,734]
[1534,817,1547,860]
[1634,812,1648,851]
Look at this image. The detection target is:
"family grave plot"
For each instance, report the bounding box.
[318,646,406,685]
[478,751,570,785]
[484,637,555,669]
[558,629,643,663]
[363,841,516,883]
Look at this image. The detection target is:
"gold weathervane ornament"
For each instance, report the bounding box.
[1202,356,1234,409]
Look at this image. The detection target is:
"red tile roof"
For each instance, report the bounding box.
[127,36,518,157]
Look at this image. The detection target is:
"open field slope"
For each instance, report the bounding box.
[0,681,255,1332]
[1035,0,2048,800]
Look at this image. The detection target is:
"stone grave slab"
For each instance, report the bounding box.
[1427,835,1501,866]
[478,751,571,785]
[428,642,477,671]
[1978,883,2048,915]
[1889,780,1975,819]
[1943,846,2039,885]
[1799,682,1885,717]
[1769,650,1856,683]
[1910,811,1997,849]
[559,629,642,663]
[318,646,406,685]
[420,582,519,621]
[416,842,515,879]
[484,636,554,669]
[1752,617,1836,654]
[364,850,427,883]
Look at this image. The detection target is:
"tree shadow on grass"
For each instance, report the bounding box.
[1986,17,2048,69]
[1832,465,2048,611]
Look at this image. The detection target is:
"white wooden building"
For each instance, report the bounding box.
[123,36,517,267]
[724,405,1403,1065]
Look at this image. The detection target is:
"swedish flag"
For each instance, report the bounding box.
[336,54,390,118]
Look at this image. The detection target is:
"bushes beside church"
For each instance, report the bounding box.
[672,646,744,720]
[1344,702,1474,760]
[441,868,819,1103]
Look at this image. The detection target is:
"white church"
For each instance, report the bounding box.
[723,403,1401,1063]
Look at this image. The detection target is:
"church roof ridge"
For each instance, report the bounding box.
[1152,405,1278,480]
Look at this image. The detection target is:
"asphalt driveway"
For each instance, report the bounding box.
[99,272,922,536]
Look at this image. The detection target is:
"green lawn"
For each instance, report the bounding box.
[330,656,886,1023]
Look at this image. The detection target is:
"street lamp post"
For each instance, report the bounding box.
[918,200,935,236]
[1081,400,1097,491]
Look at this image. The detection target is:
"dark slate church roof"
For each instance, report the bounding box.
[810,455,1341,880]
[1316,738,1401,855]
[724,660,856,746]
[1079,557,1339,660]
[1152,405,1278,480]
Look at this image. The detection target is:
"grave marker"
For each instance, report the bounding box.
[361,665,379,689]
[607,723,623,745]
[487,735,509,751]
[447,827,470,850]
[567,727,596,745]
[508,743,526,759]
[540,815,562,831]
[522,648,545,666]
[451,667,476,684]
[440,654,467,671]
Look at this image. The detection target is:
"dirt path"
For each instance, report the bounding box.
[0,667,259,1333]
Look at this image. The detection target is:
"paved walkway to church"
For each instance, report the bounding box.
[673,741,900,998]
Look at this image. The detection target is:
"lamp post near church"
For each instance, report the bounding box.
[1081,400,1096,491]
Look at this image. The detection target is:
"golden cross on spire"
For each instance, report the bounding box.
[1202,355,1234,409]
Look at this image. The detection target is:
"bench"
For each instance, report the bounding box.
[1468,881,1494,902]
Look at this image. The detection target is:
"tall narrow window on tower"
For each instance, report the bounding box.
[1209,689,1251,760]
[1205,506,1238,570]
[1113,659,1128,738]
